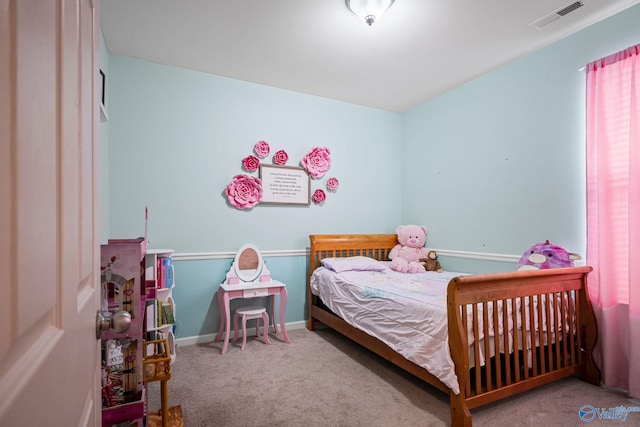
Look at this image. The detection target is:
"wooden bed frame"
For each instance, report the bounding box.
[306,234,601,426]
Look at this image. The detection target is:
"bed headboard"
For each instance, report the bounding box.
[308,234,398,280]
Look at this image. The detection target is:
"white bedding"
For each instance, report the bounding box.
[311,265,464,394]
[310,263,574,396]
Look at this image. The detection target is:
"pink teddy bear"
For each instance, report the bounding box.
[389,225,430,273]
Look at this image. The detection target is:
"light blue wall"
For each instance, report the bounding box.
[107,56,402,251]
[105,4,640,339]
[402,4,640,273]
[106,56,402,338]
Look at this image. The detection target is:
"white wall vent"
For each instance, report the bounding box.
[530,1,584,29]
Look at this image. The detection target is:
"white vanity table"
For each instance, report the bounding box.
[214,244,291,354]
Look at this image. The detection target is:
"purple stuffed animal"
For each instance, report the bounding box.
[516,240,581,271]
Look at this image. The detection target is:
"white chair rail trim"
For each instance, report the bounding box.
[173,248,519,263]
[435,249,520,263]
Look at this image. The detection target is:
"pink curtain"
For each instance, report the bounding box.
[586,43,640,399]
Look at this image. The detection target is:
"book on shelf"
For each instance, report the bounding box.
[156,258,164,288]
[161,302,175,325]
[157,299,163,326]
[146,298,175,328]
[163,257,173,288]
[154,256,173,289]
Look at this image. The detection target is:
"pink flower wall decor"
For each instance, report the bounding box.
[242,155,260,172]
[301,146,331,179]
[226,142,338,209]
[225,174,263,209]
[273,149,289,165]
[326,177,339,192]
[312,189,326,204]
[254,140,270,159]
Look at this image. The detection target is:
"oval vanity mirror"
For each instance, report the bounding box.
[233,244,263,283]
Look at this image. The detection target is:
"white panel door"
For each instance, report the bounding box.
[0,0,101,426]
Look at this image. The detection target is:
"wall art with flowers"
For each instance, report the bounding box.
[224,140,340,209]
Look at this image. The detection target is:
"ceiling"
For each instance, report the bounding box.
[100,0,640,113]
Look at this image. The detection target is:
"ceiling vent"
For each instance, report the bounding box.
[530,1,584,29]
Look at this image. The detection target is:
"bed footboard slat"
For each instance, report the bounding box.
[545,293,554,371]
[512,298,521,382]
[520,296,529,380]
[537,294,546,374]
[561,292,569,368]
[461,305,471,396]
[482,301,492,392]
[472,304,481,393]
[501,299,511,386]
[492,301,502,389]
[528,296,537,377]
[568,291,577,366]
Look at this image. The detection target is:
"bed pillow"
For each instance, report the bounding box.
[321,256,387,273]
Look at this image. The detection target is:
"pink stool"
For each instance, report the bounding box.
[233,306,271,351]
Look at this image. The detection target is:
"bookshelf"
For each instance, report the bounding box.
[145,249,177,364]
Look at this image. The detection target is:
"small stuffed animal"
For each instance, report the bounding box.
[516,240,581,271]
[419,250,443,273]
[389,225,430,273]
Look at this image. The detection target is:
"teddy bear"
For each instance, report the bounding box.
[419,250,443,273]
[516,240,581,271]
[389,225,430,273]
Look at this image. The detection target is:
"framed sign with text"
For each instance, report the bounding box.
[259,165,311,205]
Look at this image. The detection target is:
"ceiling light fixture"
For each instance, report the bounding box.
[345,0,395,26]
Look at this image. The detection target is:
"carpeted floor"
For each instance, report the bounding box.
[148,327,638,426]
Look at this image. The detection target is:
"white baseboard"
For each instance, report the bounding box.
[175,320,307,347]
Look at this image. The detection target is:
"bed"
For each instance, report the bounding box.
[306,234,601,426]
